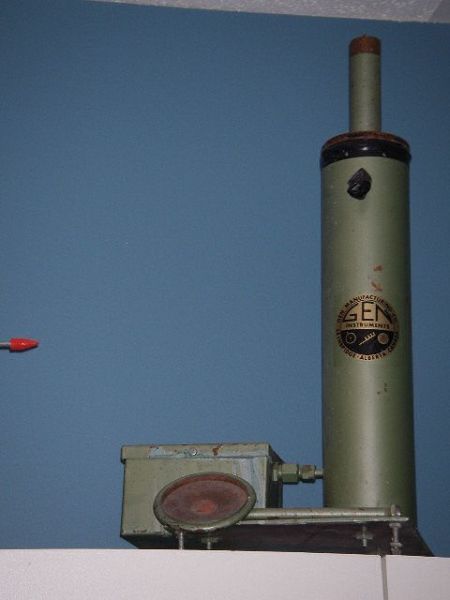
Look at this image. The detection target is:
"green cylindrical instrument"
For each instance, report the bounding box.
[321,36,416,521]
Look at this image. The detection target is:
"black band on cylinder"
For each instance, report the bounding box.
[321,133,411,168]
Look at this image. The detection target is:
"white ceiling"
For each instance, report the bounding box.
[92,0,450,23]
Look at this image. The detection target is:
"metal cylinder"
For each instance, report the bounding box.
[349,36,381,131]
[320,37,416,521]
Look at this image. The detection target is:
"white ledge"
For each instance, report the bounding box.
[1,549,449,600]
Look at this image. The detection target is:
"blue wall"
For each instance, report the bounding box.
[1,1,449,556]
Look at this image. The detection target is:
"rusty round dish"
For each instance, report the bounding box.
[153,472,256,533]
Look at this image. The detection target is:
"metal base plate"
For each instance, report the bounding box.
[124,521,432,556]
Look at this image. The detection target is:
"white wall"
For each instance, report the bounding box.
[1,550,449,600]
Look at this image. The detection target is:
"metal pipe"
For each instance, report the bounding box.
[320,36,416,522]
[272,463,323,483]
[350,36,381,131]
[245,507,398,520]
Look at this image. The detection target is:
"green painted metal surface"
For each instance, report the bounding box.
[120,442,283,540]
[321,36,416,523]
[321,152,416,521]
[350,52,381,132]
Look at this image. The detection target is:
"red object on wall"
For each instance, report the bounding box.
[9,338,39,352]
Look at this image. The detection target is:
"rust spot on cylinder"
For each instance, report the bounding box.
[373,265,383,272]
[350,36,380,56]
[212,445,222,457]
[371,281,383,292]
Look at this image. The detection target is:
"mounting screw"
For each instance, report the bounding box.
[355,524,373,549]
[389,522,403,555]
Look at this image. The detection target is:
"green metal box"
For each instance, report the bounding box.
[120,442,283,545]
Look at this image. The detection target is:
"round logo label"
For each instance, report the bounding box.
[336,294,399,360]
